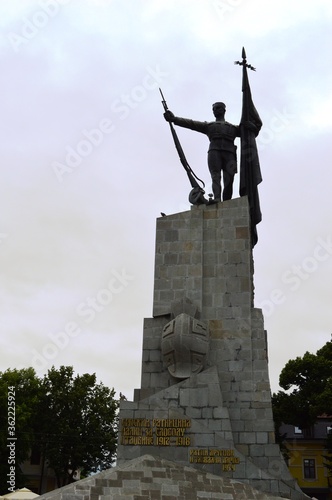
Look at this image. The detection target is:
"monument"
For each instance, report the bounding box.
[116,49,309,499]
[38,49,310,500]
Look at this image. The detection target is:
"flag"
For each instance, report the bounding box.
[238,48,263,247]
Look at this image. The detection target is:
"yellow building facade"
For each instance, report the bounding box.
[281,419,332,500]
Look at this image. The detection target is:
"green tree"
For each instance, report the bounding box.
[0,366,119,492]
[272,338,332,430]
[0,368,41,493]
[36,366,119,487]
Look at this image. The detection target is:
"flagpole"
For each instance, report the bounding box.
[235,48,263,247]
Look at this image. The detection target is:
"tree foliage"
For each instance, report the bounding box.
[272,338,332,430]
[0,366,119,493]
[0,368,41,492]
[36,366,119,486]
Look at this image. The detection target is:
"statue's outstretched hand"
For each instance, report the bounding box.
[164,110,175,122]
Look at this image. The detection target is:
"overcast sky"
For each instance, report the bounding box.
[1,0,331,398]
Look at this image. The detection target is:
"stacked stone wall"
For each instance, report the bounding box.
[118,198,309,499]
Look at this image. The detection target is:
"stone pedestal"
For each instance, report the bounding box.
[117,197,308,500]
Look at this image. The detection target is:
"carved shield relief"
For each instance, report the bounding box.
[161,313,209,379]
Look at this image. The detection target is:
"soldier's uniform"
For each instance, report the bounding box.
[172,116,240,201]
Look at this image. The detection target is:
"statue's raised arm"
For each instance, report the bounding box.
[163,100,240,202]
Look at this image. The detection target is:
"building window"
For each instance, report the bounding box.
[294,426,302,434]
[303,458,316,479]
[327,426,332,434]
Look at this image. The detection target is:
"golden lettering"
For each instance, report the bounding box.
[222,457,240,464]
[189,449,239,468]
[176,436,191,446]
[223,464,236,471]
[155,436,170,446]
[120,418,192,447]
[190,449,208,456]
[121,418,150,427]
[156,427,186,437]
[122,427,142,436]
[152,419,191,428]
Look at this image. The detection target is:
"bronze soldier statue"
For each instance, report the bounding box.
[164,103,259,202]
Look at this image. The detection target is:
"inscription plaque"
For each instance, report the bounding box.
[189,448,240,471]
[120,418,191,447]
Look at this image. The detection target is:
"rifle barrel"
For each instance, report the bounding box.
[159,88,168,110]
